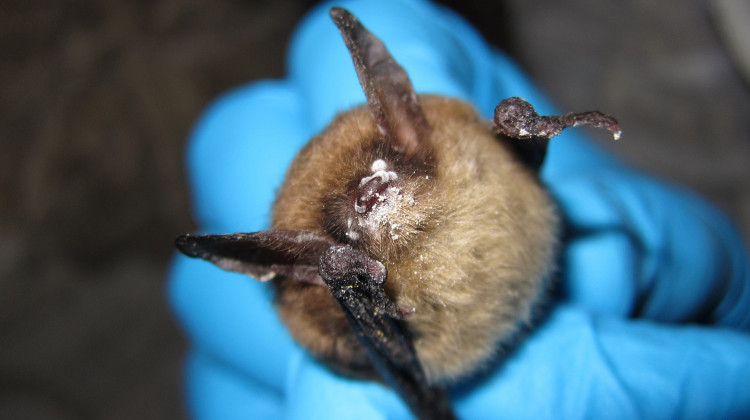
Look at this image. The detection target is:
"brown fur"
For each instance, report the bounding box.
[270,95,558,385]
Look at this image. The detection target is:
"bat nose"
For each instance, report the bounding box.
[355,176,394,215]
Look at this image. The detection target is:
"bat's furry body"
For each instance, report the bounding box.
[272,95,558,384]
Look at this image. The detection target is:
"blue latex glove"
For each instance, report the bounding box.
[168,0,750,418]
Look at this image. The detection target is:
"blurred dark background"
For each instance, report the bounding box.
[1,0,748,418]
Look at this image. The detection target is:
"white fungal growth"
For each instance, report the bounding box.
[346,230,360,240]
[368,186,405,229]
[359,159,398,187]
[350,158,416,241]
[345,217,360,240]
[371,159,387,172]
[354,185,411,237]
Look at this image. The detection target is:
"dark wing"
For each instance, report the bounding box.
[493,96,621,172]
[319,244,456,420]
[175,230,333,285]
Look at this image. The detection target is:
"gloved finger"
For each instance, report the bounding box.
[168,254,294,392]
[454,305,750,420]
[550,170,750,329]
[284,350,412,420]
[185,349,283,420]
[185,81,310,233]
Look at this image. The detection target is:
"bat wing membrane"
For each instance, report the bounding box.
[175,230,333,285]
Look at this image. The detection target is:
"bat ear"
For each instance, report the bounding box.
[330,7,432,165]
[175,230,334,285]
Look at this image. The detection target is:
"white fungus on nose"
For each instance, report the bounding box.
[347,159,415,240]
[359,159,398,187]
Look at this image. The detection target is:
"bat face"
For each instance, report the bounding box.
[176,7,619,419]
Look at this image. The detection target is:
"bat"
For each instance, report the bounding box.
[176,7,620,419]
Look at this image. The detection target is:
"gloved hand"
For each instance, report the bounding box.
[168,0,750,418]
